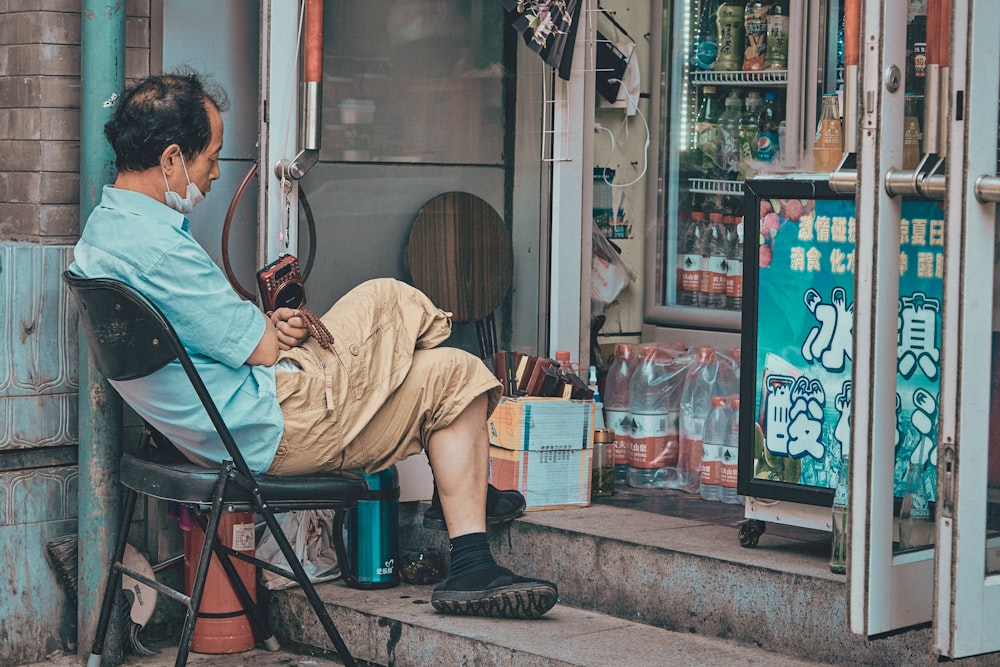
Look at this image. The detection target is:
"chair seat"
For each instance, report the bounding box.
[121,451,370,508]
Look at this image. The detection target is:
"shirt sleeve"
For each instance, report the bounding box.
[137,238,267,368]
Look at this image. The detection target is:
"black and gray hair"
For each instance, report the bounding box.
[104,68,230,172]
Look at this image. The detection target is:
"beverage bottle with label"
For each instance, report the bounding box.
[738,91,762,179]
[743,1,769,71]
[757,91,781,163]
[830,454,849,574]
[720,395,743,503]
[694,0,720,71]
[700,395,730,501]
[678,210,705,307]
[678,346,719,494]
[714,0,746,71]
[717,90,743,179]
[627,345,674,489]
[902,93,922,169]
[695,86,723,177]
[764,0,789,69]
[603,343,636,485]
[907,13,926,98]
[631,344,694,491]
[725,216,744,310]
[813,93,843,172]
[699,213,728,309]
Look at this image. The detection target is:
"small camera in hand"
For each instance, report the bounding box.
[256,254,306,313]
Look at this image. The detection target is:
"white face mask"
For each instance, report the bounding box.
[161,153,205,214]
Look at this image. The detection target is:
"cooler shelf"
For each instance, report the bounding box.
[690,70,789,86]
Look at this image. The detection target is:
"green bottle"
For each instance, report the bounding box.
[714,0,746,71]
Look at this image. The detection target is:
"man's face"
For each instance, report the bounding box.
[185,102,224,195]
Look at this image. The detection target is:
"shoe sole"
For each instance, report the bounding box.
[422,499,527,531]
[431,581,558,619]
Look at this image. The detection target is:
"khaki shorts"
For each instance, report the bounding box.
[266,278,501,476]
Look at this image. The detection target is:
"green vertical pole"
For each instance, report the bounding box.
[79,1,125,662]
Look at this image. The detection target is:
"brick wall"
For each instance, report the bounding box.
[0,0,150,243]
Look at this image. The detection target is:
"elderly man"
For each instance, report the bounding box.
[70,69,556,619]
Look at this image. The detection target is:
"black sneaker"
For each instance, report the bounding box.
[431,566,558,619]
[423,484,527,531]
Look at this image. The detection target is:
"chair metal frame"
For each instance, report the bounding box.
[64,271,368,667]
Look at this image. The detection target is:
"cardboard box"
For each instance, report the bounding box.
[487,397,595,510]
[488,396,595,452]
[488,446,592,511]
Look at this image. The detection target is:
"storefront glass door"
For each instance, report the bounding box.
[932,0,1000,658]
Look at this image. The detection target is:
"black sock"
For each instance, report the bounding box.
[447,532,497,579]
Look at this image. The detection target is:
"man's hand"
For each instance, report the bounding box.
[270,308,310,350]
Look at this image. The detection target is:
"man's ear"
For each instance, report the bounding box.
[160,144,182,173]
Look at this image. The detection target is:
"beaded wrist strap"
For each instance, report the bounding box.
[299,308,334,349]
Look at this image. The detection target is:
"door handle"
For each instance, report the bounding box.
[884,155,946,201]
[974,175,1000,204]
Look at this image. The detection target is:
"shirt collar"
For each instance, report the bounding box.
[100,184,190,232]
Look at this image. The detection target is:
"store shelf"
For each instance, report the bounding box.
[690,70,788,86]
[688,178,745,195]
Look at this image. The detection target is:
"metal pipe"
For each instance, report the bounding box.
[79,1,125,660]
[275,0,324,179]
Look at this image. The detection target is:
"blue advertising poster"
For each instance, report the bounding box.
[751,192,943,503]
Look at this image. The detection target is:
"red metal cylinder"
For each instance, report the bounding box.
[183,512,257,654]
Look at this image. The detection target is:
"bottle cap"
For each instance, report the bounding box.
[555,350,571,362]
[764,91,778,100]
[594,428,615,444]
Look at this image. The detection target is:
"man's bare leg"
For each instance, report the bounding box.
[425,393,489,537]
[426,392,558,619]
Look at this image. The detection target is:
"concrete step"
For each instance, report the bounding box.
[268,491,1000,667]
[269,580,827,667]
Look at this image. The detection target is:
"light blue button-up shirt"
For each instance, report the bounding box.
[71,186,283,473]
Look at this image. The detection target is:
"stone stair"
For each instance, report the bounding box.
[267,490,1000,667]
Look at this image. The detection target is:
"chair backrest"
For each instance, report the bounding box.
[63,270,253,474]
[63,271,180,381]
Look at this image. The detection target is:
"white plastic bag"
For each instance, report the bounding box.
[256,510,340,591]
[591,220,636,317]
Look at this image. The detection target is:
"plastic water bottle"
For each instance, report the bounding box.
[678,210,705,307]
[627,344,692,489]
[699,213,728,310]
[588,365,605,429]
[738,91,762,180]
[700,395,729,501]
[830,455,849,574]
[603,344,636,485]
[717,91,743,179]
[694,0,719,71]
[720,395,743,504]
[678,346,719,494]
[725,217,744,311]
[627,345,673,489]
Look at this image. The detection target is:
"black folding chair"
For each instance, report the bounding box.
[63,271,369,667]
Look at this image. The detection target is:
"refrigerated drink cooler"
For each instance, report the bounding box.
[736,175,943,549]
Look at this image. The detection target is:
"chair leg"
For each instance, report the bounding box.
[174,471,230,667]
[88,489,138,667]
[257,506,357,667]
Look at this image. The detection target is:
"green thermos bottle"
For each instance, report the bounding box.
[341,465,400,590]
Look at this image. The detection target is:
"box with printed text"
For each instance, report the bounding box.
[487,397,595,510]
